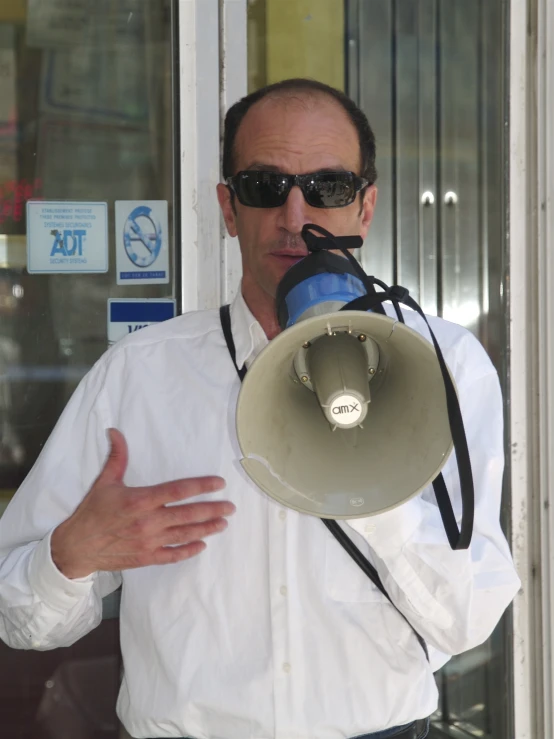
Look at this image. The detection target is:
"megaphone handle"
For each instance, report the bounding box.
[219,303,430,662]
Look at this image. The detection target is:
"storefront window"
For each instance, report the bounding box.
[0,2,176,736]
[248,1,512,737]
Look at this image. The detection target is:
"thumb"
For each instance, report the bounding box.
[97,428,129,486]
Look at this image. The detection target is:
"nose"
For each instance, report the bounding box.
[279,185,311,235]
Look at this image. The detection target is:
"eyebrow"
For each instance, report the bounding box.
[243,163,350,175]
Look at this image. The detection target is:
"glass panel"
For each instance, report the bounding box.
[0,1,176,736]
[347,0,395,285]
[248,1,512,737]
[248,0,345,91]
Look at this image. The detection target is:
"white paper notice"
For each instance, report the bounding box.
[27,200,108,274]
[115,200,169,285]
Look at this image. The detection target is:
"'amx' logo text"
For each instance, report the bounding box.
[50,229,87,258]
[332,403,361,415]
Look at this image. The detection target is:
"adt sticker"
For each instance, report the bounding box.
[108,299,176,345]
[115,200,169,285]
[27,200,108,273]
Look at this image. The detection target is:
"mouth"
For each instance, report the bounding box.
[270,252,308,267]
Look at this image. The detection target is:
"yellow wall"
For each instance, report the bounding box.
[249,0,345,92]
[0,0,26,23]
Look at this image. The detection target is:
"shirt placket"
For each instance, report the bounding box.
[268,503,293,738]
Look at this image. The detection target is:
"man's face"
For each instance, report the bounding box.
[217,94,377,302]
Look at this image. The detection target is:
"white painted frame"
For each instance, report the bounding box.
[532,0,554,736]
[509,1,535,736]
[536,0,554,729]
[509,0,554,737]
[178,0,223,312]
[178,0,199,312]
[178,0,245,313]
[220,0,247,303]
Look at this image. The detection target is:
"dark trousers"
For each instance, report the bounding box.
[143,717,430,739]
[357,716,430,738]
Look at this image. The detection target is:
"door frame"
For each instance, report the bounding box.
[177,0,245,312]
[509,0,552,735]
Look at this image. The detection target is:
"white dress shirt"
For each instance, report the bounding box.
[0,289,520,739]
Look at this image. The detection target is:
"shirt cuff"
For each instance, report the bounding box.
[28,529,95,611]
[347,494,424,555]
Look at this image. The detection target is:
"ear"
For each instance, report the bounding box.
[217,183,238,238]
[360,185,378,239]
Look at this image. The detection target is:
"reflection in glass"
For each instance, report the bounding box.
[0,1,176,736]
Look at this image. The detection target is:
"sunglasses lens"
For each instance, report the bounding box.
[235,172,290,207]
[305,173,357,208]
[231,171,362,208]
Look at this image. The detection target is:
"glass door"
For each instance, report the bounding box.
[346,3,511,734]
[247,1,513,737]
[0,1,177,736]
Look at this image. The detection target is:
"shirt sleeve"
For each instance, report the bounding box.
[0,359,122,650]
[346,331,521,656]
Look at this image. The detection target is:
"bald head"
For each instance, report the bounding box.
[222,78,377,184]
[233,92,362,178]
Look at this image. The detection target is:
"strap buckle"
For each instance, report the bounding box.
[388,285,410,302]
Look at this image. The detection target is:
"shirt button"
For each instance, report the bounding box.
[282,662,291,673]
[364,523,376,534]
[279,510,286,520]
[280,585,288,596]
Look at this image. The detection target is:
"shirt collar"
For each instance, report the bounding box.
[230,288,269,369]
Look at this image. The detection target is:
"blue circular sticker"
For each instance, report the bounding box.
[123,205,162,268]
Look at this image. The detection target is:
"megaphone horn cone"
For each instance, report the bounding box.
[236,311,454,519]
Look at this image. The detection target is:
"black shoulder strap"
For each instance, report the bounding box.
[219,303,429,661]
[220,304,247,381]
[322,519,429,660]
[341,287,473,551]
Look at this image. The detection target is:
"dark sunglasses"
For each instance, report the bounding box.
[226,170,370,209]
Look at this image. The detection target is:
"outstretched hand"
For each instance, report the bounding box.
[51,429,234,579]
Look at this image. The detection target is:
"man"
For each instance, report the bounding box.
[0,79,520,739]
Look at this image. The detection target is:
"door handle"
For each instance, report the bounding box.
[421,191,435,206]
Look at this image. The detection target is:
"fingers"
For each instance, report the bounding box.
[161,475,227,502]
[154,540,207,565]
[153,517,229,548]
[159,500,236,526]
[96,428,129,486]
[129,475,228,513]
[123,501,235,540]
[114,513,231,570]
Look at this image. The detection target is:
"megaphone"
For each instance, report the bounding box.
[235,225,472,536]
